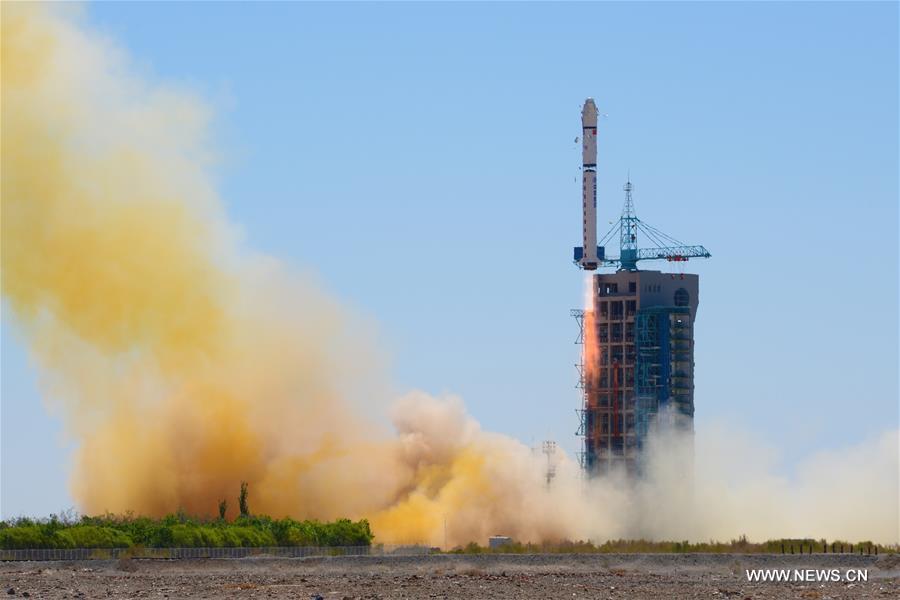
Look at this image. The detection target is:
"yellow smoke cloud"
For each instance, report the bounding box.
[1,1,372,521]
[2,4,897,547]
[2,5,227,371]
[2,4,549,545]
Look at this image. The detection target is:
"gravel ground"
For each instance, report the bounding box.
[1,553,897,599]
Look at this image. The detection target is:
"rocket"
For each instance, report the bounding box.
[574,98,601,270]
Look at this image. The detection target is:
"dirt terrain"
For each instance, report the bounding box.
[1,553,897,599]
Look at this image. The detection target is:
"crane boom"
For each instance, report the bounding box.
[637,245,711,261]
[588,179,711,271]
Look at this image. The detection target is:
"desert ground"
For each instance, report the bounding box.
[1,553,897,600]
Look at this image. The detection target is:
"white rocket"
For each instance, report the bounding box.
[577,98,599,270]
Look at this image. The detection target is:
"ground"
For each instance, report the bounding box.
[1,554,897,599]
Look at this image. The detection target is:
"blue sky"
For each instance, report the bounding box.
[2,1,898,517]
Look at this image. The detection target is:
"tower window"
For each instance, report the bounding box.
[610,301,624,319]
[674,288,690,307]
[600,283,618,295]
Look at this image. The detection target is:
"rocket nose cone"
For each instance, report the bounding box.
[582,99,598,126]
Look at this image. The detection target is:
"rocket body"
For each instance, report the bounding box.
[580,99,599,270]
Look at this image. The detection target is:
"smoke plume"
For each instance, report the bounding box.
[2,4,897,546]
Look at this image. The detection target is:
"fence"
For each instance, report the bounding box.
[0,545,431,561]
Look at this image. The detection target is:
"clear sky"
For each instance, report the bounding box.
[2,1,898,518]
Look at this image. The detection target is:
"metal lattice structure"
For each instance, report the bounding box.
[0,545,431,562]
[571,308,588,471]
[592,180,711,272]
[634,306,694,461]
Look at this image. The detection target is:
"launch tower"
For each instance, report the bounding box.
[572,99,710,477]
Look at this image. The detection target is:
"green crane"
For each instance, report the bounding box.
[595,179,711,271]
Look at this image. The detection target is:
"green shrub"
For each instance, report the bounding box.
[0,526,56,549]
[59,526,131,549]
[150,526,175,547]
[0,513,374,549]
[231,526,277,547]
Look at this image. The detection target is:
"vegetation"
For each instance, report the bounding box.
[239,482,249,518]
[0,483,373,550]
[448,536,896,555]
[0,513,373,550]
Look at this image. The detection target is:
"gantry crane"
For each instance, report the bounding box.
[592,179,711,272]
